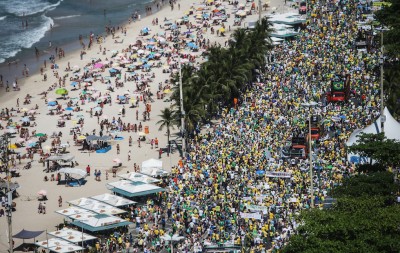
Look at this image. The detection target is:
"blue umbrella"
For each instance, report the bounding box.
[146,44,154,49]
[93,107,102,112]
[143,64,151,69]
[65,107,74,111]
[21,117,30,122]
[28,142,37,147]
[71,81,78,87]
[147,54,155,59]
[109,68,117,73]
[187,42,196,48]
[48,101,57,106]
[118,95,126,100]
[171,24,178,30]
[256,170,265,176]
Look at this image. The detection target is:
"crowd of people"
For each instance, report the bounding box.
[123,0,381,252]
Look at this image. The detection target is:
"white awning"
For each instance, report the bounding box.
[90,193,136,207]
[48,228,97,243]
[35,238,84,253]
[67,197,126,215]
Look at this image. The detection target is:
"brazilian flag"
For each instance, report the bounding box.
[332,81,344,91]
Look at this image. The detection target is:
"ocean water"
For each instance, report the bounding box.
[0,0,154,80]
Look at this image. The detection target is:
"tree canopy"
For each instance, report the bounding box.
[347,133,400,171]
[170,17,273,136]
[282,172,400,253]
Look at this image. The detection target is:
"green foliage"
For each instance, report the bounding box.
[282,172,400,253]
[383,62,400,117]
[375,0,400,57]
[171,17,273,134]
[332,172,399,198]
[347,133,400,169]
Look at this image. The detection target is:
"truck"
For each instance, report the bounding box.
[299,2,307,15]
[308,115,323,140]
[326,74,351,103]
[289,136,308,159]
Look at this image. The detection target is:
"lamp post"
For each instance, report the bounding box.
[376,27,389,133]
[161,233,184,253]
[301,102,318,208]
[258,0,262,24]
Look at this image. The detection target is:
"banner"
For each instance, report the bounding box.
[264,171,292,178]
[240,212,262,220]
[245,204,269,214]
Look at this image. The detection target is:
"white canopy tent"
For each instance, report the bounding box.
[346,107,400,163]
[107,180,166,197]
[35,238,84,253]
[48,228,97,244]
[55,206,96,220]
[71,214,133,232]
[347,107,400,146]
[90,193,136,207]
[141,158,163,170]
[58,168,87,178]
[67,197,126,215]
[118,172,161,184]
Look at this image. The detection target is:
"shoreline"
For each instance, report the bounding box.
[0,0,165,94]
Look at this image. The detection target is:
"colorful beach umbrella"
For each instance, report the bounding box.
[55,88,68,95]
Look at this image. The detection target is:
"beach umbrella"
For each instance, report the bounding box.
[163,89,171,94]
[43,145,51,151]
[93,107,102,112]
[8,144,17,149]
[219,27,225,33]
[76,114,85,118]
[113,158,121,164]
[48,101,57,106]
[65,107,74,111]
[118,95,126,100]
[77,135,86,140]
[28,142,37,147]
[5,128,16,134]
[71,81,78,87]
[138,132,147,136]
[37,190,47,196]
[20,108,29,112]
[35,133,45,137]
[21,117,30,122]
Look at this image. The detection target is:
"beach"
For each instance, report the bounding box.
[0,0,291,251]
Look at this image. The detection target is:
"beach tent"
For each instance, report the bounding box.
[107,180,166,198]
[71,214,133,232]
[346,107,400,146]
[118,172,161,184]
[13,229,44,239]
[68,197,126,215]
[90,193,136,207]
[58,168,87,178]
[46,154,75,162]
[48,228,97,244]
[141,158,163,170]
[35,238,84,253]
[346,107,400,163]
[55,206,96,221]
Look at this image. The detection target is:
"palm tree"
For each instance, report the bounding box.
[157,108,177,153]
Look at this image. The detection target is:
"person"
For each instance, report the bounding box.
[128,150,131,161]
[58,196,62,207]
[42,202,46,214]
[117,143,120,154]
[86,165,91,176]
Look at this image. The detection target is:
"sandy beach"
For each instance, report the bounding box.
[0,0,293,251]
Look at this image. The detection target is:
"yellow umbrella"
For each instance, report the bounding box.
[219,27,225,33]
[163,89,171,94]
[77,135,86,140]
[130,98,136,103]
[21,108,29,112]
[8,144,17,149]
[207,0,214,3]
